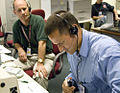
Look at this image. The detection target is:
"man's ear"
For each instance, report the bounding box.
[13,8,17,15]
[72,24,79,28]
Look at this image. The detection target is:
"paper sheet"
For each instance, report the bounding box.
[18,82,48,93]
[1,53,15,62]
[0,45,11,54]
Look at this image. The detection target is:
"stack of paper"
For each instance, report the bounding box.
[0,45,11,54]
[1,53,15,62]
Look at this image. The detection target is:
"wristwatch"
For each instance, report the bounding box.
[38,58,44,64]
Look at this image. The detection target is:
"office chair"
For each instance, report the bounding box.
[4,32,13,48]
[0,16,14,48]
[31,9,45,19]
[100,12,114,29]
[31,9,47,22]
[0,16,4,38]
[0,16,13,48]
[24,9,65,80]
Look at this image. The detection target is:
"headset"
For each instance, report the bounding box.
[26,0,31,12]
[55,14,78,35]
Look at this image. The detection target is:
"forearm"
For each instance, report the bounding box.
[14,43,24,52]
[113,8,119,20]
[92,16,100,20]
[38,40,46,61]
[14,43,27,62]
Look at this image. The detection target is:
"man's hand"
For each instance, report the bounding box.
[62,79,75,93]
[34,62,48,78]
[18,49,27,62]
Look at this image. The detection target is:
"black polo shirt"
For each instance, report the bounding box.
[92,2,114,17]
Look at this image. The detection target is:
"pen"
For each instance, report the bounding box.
[20,80,29,83]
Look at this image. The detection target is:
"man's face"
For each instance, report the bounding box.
[97,0,103,4]
[13,0,30,21]
[48,29,77,54]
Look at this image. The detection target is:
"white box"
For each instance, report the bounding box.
[0,68,20,93]
[41,0,68,19]
[69,0,91,21]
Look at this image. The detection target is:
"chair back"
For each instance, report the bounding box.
[31,9,45,19]
[106,12,114,24]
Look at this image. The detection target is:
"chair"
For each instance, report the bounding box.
[31,9,45,19]
[0,16,14,48]
[31,9,47,22]
[4,32,13,48]
[0,16,4,38]
[100,12,114,29]
[24,9,65,79]
[0,16,13,48]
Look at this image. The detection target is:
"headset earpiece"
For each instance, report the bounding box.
[55,14,78,35]
[26,1,31,12]
[69,26,78,35]
[29,7,31,12]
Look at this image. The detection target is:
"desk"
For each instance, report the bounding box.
[18,69,49,93]
[0,52,49,93]
[79,18,92,31]
[91,27,120,36]
[0,61,49,93]
[78,18,92,24]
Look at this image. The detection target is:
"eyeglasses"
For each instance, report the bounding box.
[56,40,65,47]
[16,7,28,13]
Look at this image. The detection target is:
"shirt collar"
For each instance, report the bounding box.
[19,14,32,27]
[79,28,89,57]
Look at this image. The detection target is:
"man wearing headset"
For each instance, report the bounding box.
[45,10,120,93]
[12,0,55,89]
[92,0,120,27]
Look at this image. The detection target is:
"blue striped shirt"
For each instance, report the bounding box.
[66,29,120,93]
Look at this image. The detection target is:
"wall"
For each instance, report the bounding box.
[29,0,41,9]
[116,0,120,10]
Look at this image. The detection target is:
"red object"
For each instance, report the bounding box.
[0,16,4,37]
[31,9,45,19]
[31,9,47,22]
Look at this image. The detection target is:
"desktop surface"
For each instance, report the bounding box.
[102,27,120,32]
